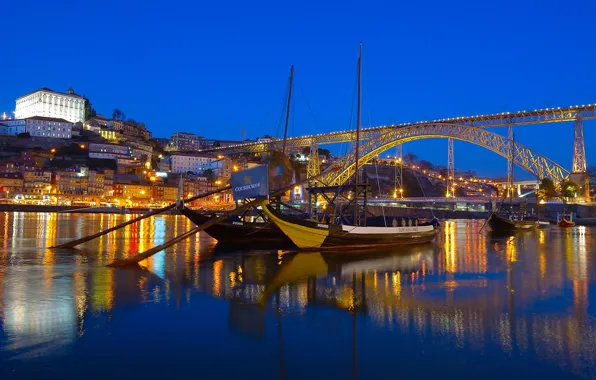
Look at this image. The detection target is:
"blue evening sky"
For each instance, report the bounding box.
[2,0,596,178]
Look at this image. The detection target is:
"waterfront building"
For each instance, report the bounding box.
[113,183,152,200]
[51,168,106,196]
[103,169,114,195]
[0,174,24,196]
[168,152,217,174]
[15,87,85,123]
[152,185,178,202]
[170,132,202,152]
[21,169,52,195]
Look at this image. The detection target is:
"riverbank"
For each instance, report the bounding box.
[0,204,148,214]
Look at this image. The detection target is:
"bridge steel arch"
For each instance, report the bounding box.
[318,124,570,186]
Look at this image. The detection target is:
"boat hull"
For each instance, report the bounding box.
[557,218,575,228]
[262,204,439,251]
[487,212,539,232]
[179,207,294,248]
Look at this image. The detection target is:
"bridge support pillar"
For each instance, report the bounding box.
[395,143,403,197]
[307,144,320,179]
[447,138,454,197]
[572,119,590,199]
[507,125,514,198]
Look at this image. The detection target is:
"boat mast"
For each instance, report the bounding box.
[353,43,363,225]
[282,65,294,156]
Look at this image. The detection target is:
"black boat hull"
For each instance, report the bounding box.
[179,207,295,248]
[487,212,538,232]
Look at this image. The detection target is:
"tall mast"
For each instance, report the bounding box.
[353,43,363,224]
[282,65,294,156]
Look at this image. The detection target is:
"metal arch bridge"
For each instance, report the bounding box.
[316,124,569,186]
[203,104,596,158]
[203,103,594,193]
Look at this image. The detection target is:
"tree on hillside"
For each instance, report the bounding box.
[121,112,126,121]
[112,109,122,120]
[538,178,556,200]
[84,99,97,121]
[404,152,417,163]
[560,179,581,199]
[418,160,434,170]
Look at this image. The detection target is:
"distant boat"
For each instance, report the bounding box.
[487,211,539,232]
[538,220,550,229]
[556,212,575,228]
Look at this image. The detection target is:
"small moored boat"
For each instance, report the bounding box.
[487,211,540,232]
[556,212,576,228]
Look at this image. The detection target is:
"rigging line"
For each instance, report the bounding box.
[335,69,359,224]
[373,159,387,226]
[369,111,386,227]
[275,79,290,140]
[300,86,319,129]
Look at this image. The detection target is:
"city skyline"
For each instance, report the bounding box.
[3,0,596,177]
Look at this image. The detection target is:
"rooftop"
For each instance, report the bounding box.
[24,116,72,123]
[17,87,85,100]
[168,152,217,158]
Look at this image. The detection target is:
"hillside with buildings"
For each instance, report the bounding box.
[0,85,506,208]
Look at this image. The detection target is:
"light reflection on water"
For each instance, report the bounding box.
[0,214,595,378]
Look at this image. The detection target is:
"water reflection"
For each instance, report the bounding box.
[0,214,595,378]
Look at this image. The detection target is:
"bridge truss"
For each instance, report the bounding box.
[205,104,596,155]
[316,124,569,186]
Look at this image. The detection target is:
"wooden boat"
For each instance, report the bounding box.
[487,211,539,232]
[261,204,439,251]
[556,213,576,228]
[259,44,440,251]
[179,207,295,248]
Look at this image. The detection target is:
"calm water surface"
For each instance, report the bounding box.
[1,212,596,379]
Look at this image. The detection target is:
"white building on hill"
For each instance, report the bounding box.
[15,87,85,123]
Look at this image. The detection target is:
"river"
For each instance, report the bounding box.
[0,212,595,379]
